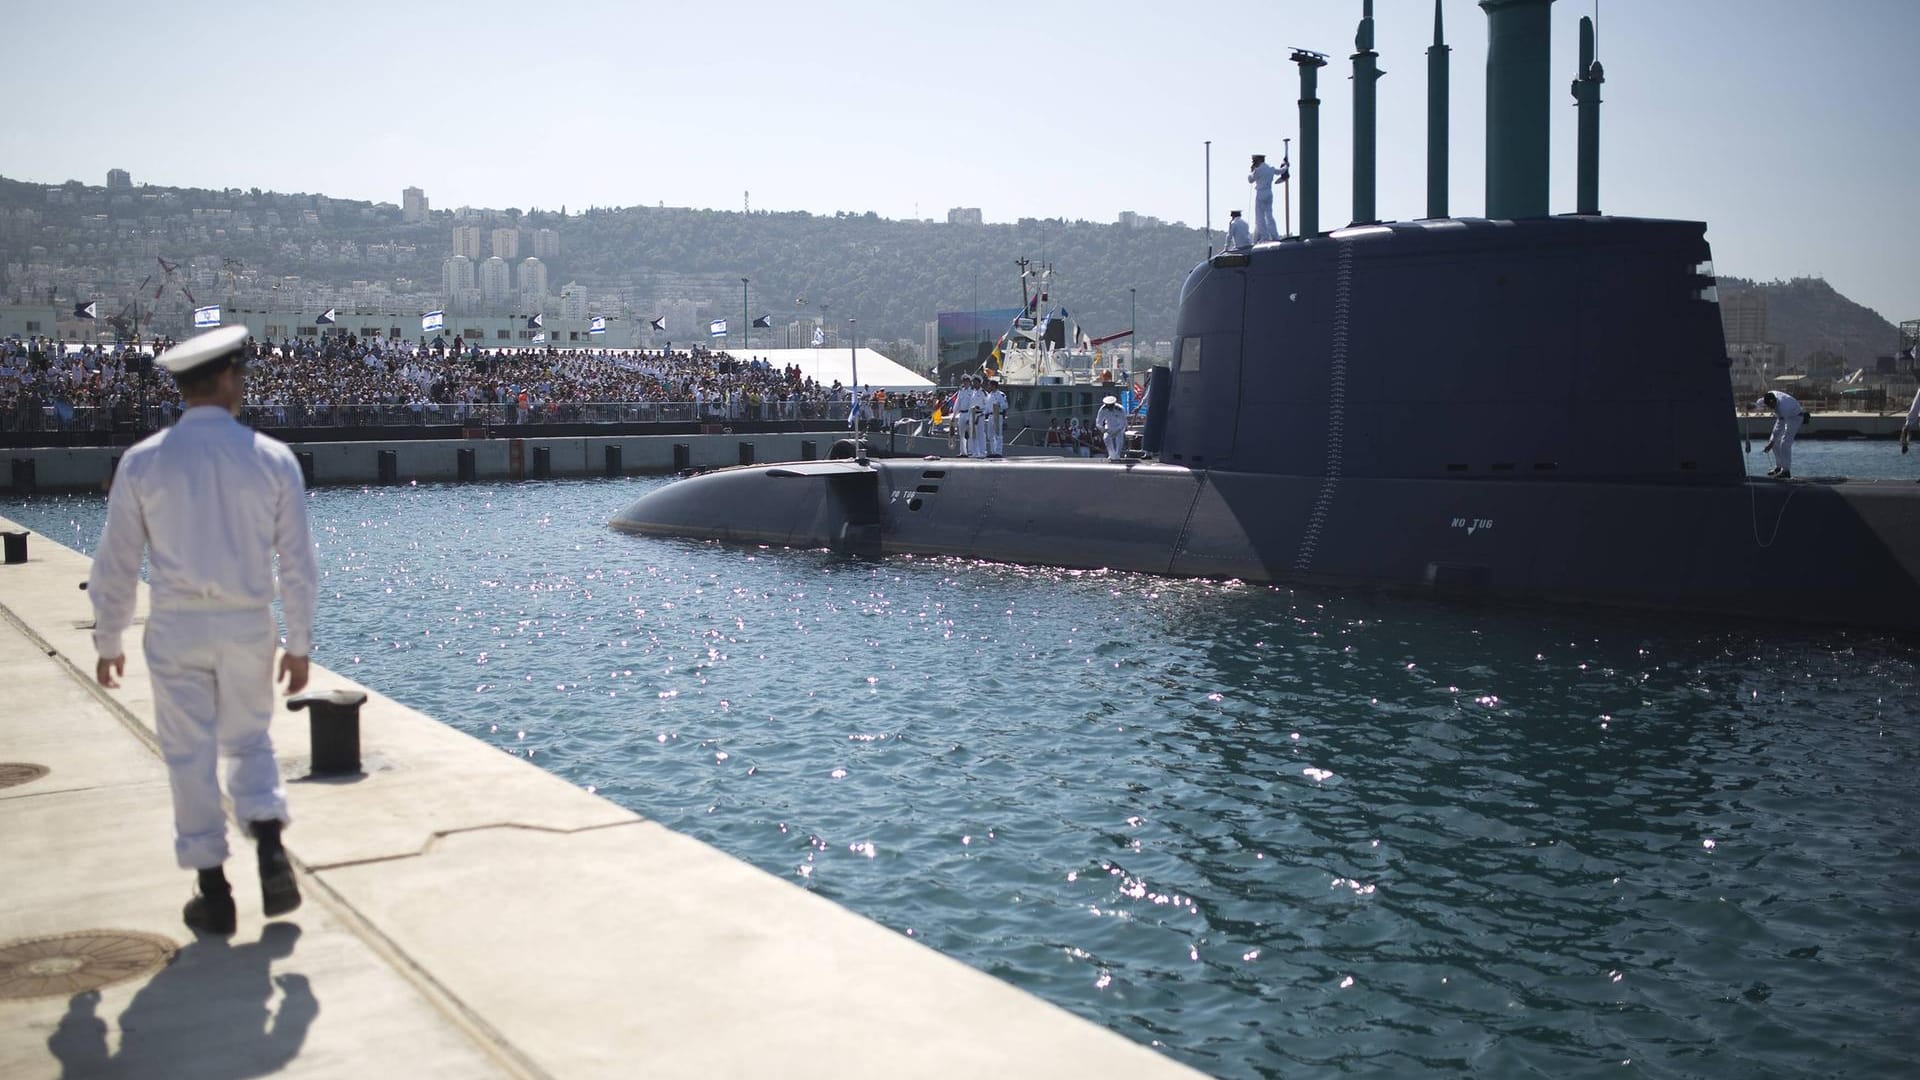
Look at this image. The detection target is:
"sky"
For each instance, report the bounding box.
[2,0,1915,322]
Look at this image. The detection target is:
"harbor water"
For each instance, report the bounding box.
[5,439,1916,1078]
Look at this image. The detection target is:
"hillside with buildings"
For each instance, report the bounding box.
[0,172,1201,364]
[2,170,1911,379]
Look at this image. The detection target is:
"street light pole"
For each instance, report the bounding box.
[741,277,748,353]
[1129,287,1137,378]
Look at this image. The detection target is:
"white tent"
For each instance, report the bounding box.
[728,347,932,390]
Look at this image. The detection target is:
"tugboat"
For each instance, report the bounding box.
[614,0,1920,631]
[932,259,1139,453]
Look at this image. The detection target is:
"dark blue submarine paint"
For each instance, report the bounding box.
[614,1,1920,630]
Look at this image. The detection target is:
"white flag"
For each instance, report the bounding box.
[811,325,825,347]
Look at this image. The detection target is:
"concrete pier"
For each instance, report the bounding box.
[0,517,1201,1078]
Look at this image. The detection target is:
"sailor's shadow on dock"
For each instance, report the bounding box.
[48,922,316,1079]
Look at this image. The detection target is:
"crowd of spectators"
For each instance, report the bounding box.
[0,333,943,433]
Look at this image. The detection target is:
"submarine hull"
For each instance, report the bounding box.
[611,458,1920,631]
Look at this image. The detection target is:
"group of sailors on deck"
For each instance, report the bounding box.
[950,374,1008,458]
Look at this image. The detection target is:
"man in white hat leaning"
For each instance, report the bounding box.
[1094,394,1129,462]
[88,324,317,935]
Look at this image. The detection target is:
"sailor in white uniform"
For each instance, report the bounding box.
[89,325,317,935]
[984,378,1009,457]
[1225,209,1253,250]
[1248,153,1286,243]
[957,377,982,457]
[1901,385,1919,454]
[1757,390,1804,478]
[1094,394,1129,461]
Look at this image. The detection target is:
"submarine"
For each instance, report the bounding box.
[614,0,1920,632]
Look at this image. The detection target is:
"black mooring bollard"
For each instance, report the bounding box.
[532,446,551,479]
[672,443,691,472]
[288,688,370,775]
[377,449,398,485]
[295,451,315,486]
[738,441,755,466]
[456,447,476,482]
[2,530,27,565]
[604,445,623,477]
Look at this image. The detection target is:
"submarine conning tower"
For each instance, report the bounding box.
[1153,0,1739,484]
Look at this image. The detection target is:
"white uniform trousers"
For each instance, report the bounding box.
[1772,415,1799,473]
[146,607,289,869]
[988,415,1005,456]
[1254,193,1279,243]
[1104,431,1125,461]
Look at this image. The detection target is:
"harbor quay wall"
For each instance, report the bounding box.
[6,416,1902,491]
[1,431,857,491]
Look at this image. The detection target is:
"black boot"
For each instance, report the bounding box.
[184,866,236,935]
[250,820,302,917]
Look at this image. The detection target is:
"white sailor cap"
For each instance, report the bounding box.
[157,325,249,377]
[1102,395,1119,405]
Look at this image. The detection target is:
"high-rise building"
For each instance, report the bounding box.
[558,281,589,320]
[479,256,512,308]
[491,228,519,260]
[517,257,548,306]
[1720,291,1767,345]
[947,207,983,225]
[442,255,475,299]
[403,186,430,223]
[106,169,131,190]
[451,225,483,259]
[530,228,560,259]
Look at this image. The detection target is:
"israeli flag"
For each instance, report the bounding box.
[422,310,445,332]
[532,332,547,345]
[811,325,825,347]
[316,308,337,325]
[589,315,607,335]
[709,318,727,338]
[192,305,221,328]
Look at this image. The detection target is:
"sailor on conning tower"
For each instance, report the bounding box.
[1225,209,1253,250]
[1249,153,1288,243]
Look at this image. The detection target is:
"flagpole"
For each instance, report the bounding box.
[1283,137,1292,237]
[740,277,749,353]
[848,317,860,431]
[1204,140,1213,258]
